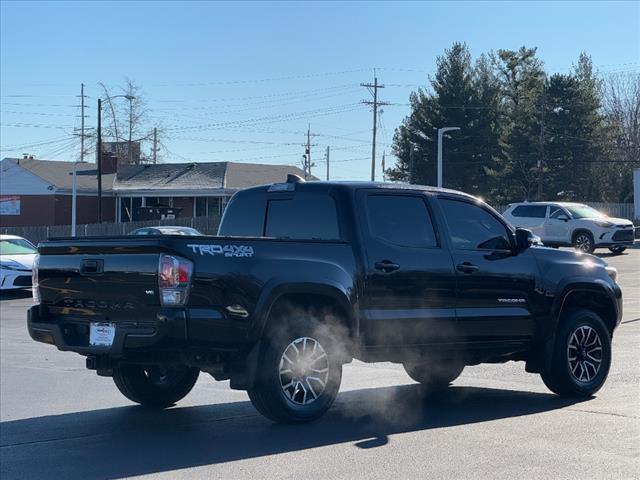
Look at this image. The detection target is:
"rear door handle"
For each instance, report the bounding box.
[456,262,479,274]
[374,260,400,273]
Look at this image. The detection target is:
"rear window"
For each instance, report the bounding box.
[265,193,340,240]
[511,205,547,218]
[217,193,266,237]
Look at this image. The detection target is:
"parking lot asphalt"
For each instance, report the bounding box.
[1,248,638,480]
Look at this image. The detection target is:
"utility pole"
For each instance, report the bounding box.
[152,127,158,164]
[361,76,390,181]
[97,98,102,224]
[537,84,546,201]
[325,146,330,181]
[381,150,386,181]
[72,83,86,237]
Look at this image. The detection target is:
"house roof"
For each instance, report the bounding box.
[1,157,311,197]
[1,157,115,194]
[114,161,310,195]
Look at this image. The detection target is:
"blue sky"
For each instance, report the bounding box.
[1,0,638,180]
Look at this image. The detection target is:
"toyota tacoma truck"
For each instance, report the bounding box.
[28,176,622,423]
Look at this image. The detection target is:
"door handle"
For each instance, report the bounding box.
[374,260,400,273]
[456,262,479,274]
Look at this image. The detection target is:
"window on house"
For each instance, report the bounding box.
[195,197,207,217]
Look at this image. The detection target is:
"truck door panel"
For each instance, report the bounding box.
[358,191,458,346]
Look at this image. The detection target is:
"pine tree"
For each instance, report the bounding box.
[389,42,501,196]
[493,47,545,201]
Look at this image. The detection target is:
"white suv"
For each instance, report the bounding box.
[502,202,636,254]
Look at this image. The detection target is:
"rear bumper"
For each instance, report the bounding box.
[27,305,189,355]
[27,304,249,356]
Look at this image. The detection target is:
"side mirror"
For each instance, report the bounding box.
[515,228,537,252]
[557,214,569,222]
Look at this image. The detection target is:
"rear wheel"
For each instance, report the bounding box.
[403,361,464,390]
[573,231,595,253]
[608,246,626,254]
[541,309,611,397]
[113,364,199,408]
[248,316,343,424]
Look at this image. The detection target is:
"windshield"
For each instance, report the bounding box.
[565,205,607,219]
[0,239,37,255]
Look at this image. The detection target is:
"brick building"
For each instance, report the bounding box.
[0,157,116,227]
[1,157,309,227]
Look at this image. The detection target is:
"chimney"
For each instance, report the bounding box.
[100,152,118,174]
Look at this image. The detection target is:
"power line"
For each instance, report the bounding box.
[165,103,366,133]
[150,68,370,87]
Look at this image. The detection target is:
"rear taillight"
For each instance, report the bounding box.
[32,254,40,304]
[158,254,193,306]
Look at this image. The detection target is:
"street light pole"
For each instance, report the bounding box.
[437,127,460,188]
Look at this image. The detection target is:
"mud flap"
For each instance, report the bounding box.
[228,341,261,390]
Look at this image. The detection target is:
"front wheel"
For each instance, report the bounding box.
[113,364,199,408]
[248,317,343,424]
[573,231,595,253]
[541,309,611,397]
[608,246,626,254]
[403,361,464,390]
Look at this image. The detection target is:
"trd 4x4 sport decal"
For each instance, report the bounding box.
[186,244,254,257]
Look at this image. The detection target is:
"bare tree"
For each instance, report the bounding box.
[603,73,640,162]
[98,79,165,164]
[598,73,640,202]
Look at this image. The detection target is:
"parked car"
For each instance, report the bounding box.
[0,234,36,290]
[129,226,202,236]
[28,177,622,423]
[502,202,636,254]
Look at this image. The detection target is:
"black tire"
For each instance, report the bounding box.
[113,364,199,408]
[403,360,464,390]
[247,314,344,424]
[541,309,611,397]
[608,246,626,254]
[572,230,595,253]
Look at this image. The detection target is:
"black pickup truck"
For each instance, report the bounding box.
[28,176,622,423]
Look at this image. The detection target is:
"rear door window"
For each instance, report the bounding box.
[218,194,266,237]
[265,193,340,240]
[511,205,547,218]
[365,194,438,248]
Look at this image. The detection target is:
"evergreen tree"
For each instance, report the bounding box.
[493,47,545,201]
[389,42,501,196]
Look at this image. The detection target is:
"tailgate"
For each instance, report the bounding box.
[37,238,165,321]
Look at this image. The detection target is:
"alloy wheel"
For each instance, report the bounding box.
[575,234,592,252]
[279,336,330,405]
[567,325,603,383]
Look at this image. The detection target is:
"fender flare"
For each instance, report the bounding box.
[539,278,619,372]
[230,280,355,392]
[251,279,356,343]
